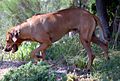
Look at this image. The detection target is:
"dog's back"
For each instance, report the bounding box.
[26,8,96,42]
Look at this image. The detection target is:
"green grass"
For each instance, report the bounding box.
[1,35,120,80]
[92,50,120,81]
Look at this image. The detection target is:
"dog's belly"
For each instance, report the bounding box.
[50,32,68,42]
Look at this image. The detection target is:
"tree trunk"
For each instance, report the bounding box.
[96,0,110,40]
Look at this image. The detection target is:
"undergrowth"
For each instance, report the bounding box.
[1,61,67,81]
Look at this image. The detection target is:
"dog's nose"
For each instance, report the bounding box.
[4,48,11,52]
[4,48,8,52]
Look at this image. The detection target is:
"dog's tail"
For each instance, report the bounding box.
[93,15,108,44]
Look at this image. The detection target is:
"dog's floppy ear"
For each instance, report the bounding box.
[12,30,20,42]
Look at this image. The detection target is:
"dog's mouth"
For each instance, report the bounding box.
[4,44,18,53]
[12,44,18,53]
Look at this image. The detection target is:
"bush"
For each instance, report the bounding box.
[1,61,67,81]
[15,42,38,61]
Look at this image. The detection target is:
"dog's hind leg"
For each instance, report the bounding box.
[91,34,109,60]
[80,37,95,70]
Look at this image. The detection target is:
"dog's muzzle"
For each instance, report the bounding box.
[4,45,12,52]
[4,44,18,53]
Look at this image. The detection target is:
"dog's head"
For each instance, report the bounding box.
[4,28,20,53]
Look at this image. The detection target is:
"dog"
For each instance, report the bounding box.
[4,8,109,70]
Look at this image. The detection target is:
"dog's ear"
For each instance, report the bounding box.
[12,30,20,42]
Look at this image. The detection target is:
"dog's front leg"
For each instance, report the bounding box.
[31,43,50,62]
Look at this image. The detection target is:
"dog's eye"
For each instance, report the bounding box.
[6,39,12,43]
[6,40,9,42]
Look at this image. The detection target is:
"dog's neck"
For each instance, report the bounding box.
[17,22,34,41]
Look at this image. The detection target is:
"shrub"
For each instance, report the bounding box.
[1,61,67,81]
[2,42,38,61]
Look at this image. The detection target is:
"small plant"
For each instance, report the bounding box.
[3,42,38,61]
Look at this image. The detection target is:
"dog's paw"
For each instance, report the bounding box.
[36,55,43,58]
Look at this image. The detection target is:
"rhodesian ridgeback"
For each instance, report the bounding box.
[4,8,109,70]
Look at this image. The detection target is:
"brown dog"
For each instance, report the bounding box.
[4,8,109,70]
